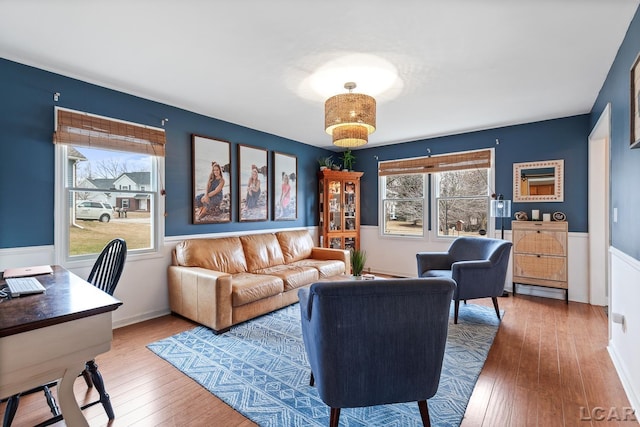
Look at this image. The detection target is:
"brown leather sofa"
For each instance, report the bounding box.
[168,229,350,333]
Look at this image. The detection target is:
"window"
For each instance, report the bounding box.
[54,107,165,260]
[379,149,493,239]
[381,174,425,236]
[434,169,490,237]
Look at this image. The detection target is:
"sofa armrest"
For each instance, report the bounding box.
[168,265,233,332]
[310,247,351,274]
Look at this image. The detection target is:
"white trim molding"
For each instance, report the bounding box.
[608,246,640,413]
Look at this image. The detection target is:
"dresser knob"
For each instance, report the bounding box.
[537,230,540,233]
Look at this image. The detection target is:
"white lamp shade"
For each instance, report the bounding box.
[490,199,512,218]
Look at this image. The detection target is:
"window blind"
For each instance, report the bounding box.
[378,149,491,176]
[53,108,166,157]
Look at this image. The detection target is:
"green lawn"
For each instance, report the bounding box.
[69,211,151,256]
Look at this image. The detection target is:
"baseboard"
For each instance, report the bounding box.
[113,309,171,329]
[608,344,639,415]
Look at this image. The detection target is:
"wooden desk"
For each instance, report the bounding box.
[0,265,122,426]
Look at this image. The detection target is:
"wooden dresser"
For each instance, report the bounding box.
[512,220,568,303]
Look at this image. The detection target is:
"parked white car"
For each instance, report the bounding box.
[75,201,113,222]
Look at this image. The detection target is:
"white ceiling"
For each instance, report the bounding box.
[1,0,638,150]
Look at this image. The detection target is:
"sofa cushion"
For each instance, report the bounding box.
[240,233,286,272]
[276,230,314,263]
[290,259,346,278]
[231,273,284,306]
[255,265,319,291]
[174,237,247,274]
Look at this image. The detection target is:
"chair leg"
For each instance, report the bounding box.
[42,386,60,418]
[309,371,314,387]
[3,395,20,427]
[418,400,431,427]
[492,297,501,320]
[82,368,93,388]
[330,408,341,427]
[454,299,460,324]
[85,360,115,419]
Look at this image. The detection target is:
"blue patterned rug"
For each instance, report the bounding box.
[148,302,501,426]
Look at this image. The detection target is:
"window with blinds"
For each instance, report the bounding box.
[379,149,493,238]
[54,107,164,260]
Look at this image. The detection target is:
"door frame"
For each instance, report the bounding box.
[587,103,611,307]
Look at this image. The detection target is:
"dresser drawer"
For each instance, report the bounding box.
[513,223,567,256]
[513,253,567,283]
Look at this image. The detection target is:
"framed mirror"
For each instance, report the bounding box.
[513,159,564,202]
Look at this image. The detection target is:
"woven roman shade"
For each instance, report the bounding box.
[378,150,492,176]
[53,108,166,156]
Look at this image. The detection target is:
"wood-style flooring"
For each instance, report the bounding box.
[1,292,634,426]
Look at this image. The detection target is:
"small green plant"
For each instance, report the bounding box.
[341,149,356,171]
[350,249,367,276]
[318,155,334,169]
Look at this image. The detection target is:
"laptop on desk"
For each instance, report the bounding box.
[3,265,53,279]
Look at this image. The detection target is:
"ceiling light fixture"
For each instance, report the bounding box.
[324,82,376,147]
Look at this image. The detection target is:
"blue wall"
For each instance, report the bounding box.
[0,58,330,249]
[591,6,640,260]
[355,115,590,232]
[0,53,604,250]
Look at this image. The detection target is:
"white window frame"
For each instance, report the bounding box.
[380,174,427,238]
[54,145,165,267]
[431,168,492,241]
[379,148,495,241]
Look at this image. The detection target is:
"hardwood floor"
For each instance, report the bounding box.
[2,293,633,426]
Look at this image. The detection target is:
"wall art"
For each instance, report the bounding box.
[273,151,297,221]
[192,134,231,224]
[238,144,268,221]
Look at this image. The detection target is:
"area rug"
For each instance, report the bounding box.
[147,303,501,427]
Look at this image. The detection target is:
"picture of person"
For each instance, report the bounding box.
[245,164,261,209]
[277,172,291,218]
[195,161,224,220]
[192,134,231,224]
[238,144,268,221]
[273,152,297,221]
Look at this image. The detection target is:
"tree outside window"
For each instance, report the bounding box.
[435,169,489,237]
[382,174,425,236]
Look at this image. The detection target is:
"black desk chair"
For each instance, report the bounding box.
[2,238,127,427]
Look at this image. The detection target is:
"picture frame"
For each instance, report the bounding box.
[238,144,268,221]
[273,151,297,221]
[631,52,640,148]
[192,134,231,224]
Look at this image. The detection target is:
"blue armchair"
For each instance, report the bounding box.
[416,236,512,324]
[298,278,455,427]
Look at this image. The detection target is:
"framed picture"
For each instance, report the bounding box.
[631,52,640,148]
[192,134,231,224]
[238,144,268,221]
[273,152,297,221]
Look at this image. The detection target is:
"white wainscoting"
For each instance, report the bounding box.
[0,227,318,329]
[608,247,640,412]
[360,226,589,304]
[0,245,174,329]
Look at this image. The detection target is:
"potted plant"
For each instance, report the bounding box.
[350,248,367,277]
[318,155,334,170]
[341,149,356,171]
